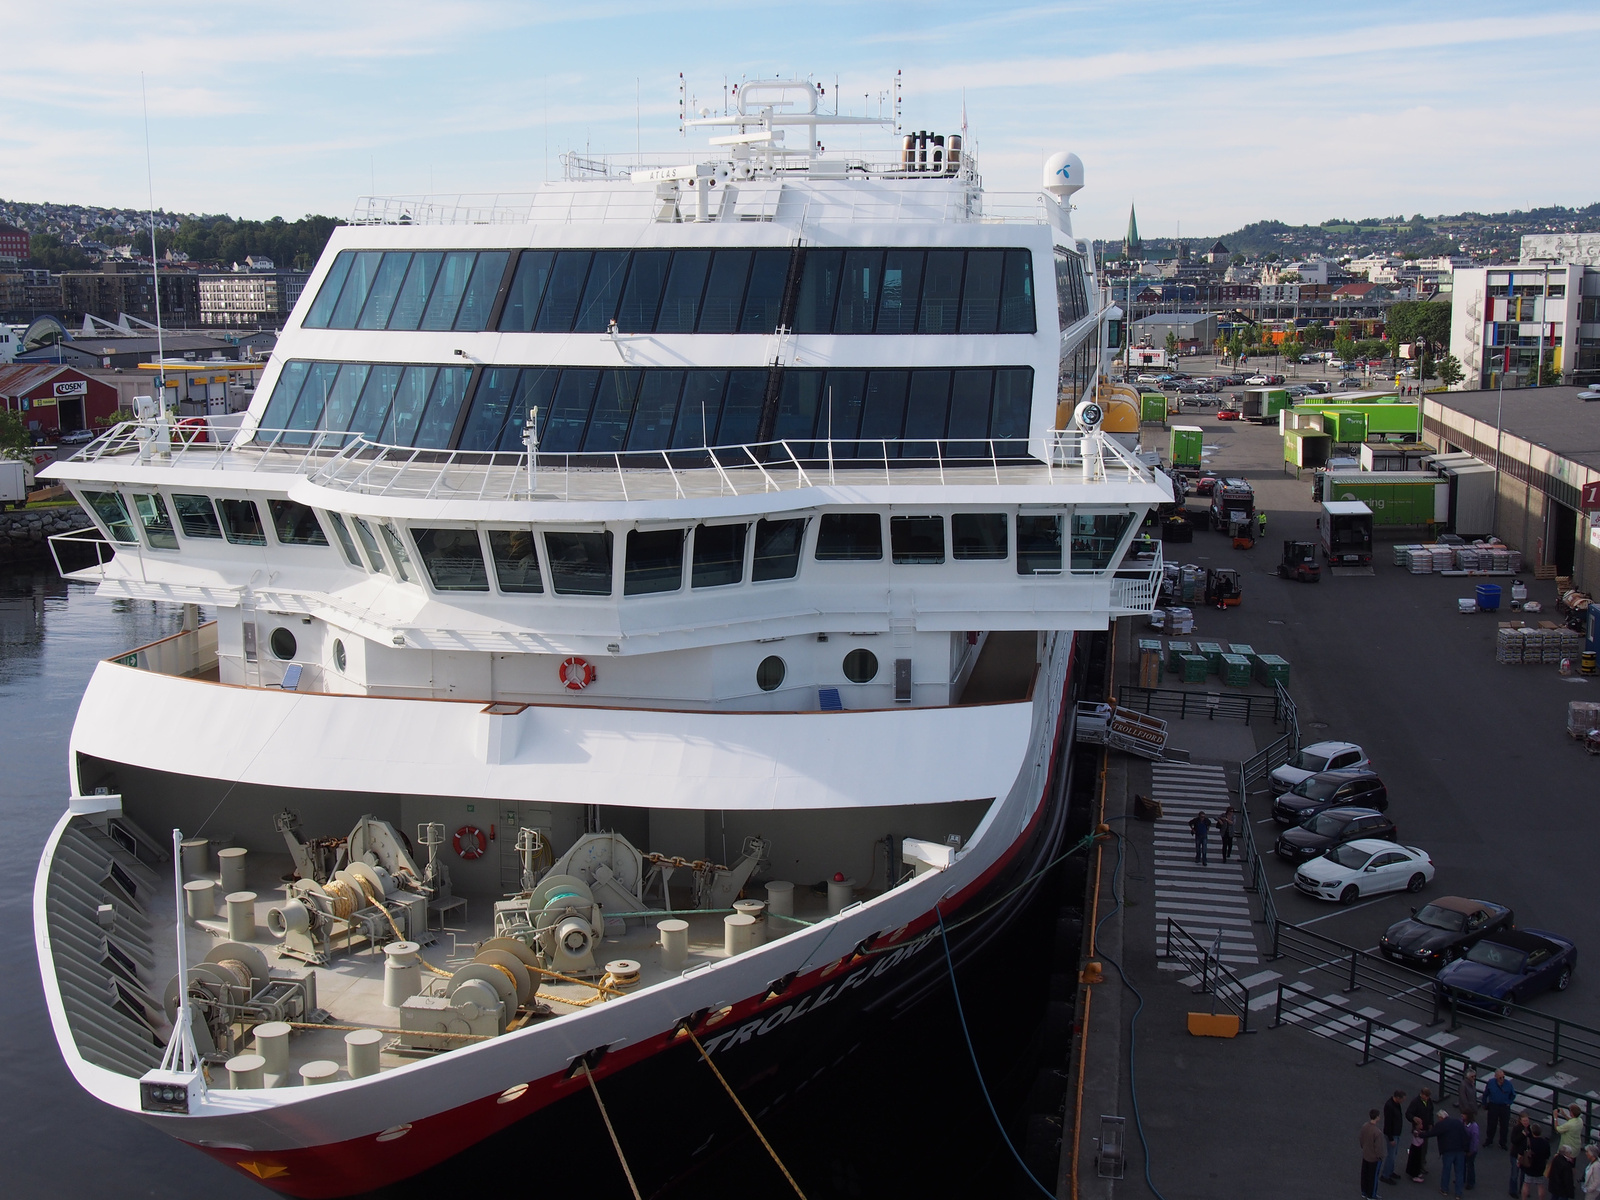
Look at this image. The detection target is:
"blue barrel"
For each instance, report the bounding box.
[1476,583,1502,612]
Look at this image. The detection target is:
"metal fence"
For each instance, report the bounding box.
[1117,686,1273,723]
[1164,918,1253,1034]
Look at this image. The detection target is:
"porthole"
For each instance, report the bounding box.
[842,648,878,684]
[756,656,786,692]
[332,639,347,672]
[269,627,298,661]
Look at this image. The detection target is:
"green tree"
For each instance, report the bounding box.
[1333,336,1357,364]
[1437,355,1464,388]
[1538,352,1563,387]
[1416,349,1435,381]
[1165,330,1179,360]
[1386,301,1450,351]
[0,410,30,460]
[1227,334,1245,364]
[28,233,91,272]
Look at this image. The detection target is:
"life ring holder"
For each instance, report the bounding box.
[453,825,487,860]
[559,656,596,691]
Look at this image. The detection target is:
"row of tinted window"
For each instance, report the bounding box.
[84,491,330,551]
[299,247,1037,337]
[261,361,1036,456]
[1055,249,1090,329]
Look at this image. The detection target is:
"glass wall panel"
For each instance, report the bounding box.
[815,512,882,561]
[458,366,520,452]
[773,371,822,449]
[349,364,402,440]
[625,370,683,451]
[1070,512,1134,571]
[541,369,599,453]
[352,516,389,574]
[903,370,951,447]
[692,523,746,588]
[326,511,363,567]
[381,523,415,581]
[1017,514,1062,574]
[414,367,471,448]
[752,518,805,581]
[998,250,1036,333]
[487,529,542,592]
[218,498,267,546]
[380,366,438,447]
[876,250,924,334]
[535,251,593,332]
[616,250,670,332]
[84,491,135,543]
[959,249,1004,334]
[992,367,1034,453]
[356,252,411,330]
[946,368,993,456]
[420,252,477,330]
[260,361,310,430]
[624,529,684,595]
[498,369,557,453]
[322,364,370,433]
[583,370,641,453]
[269,500,329,546]
[328,251,383,329]
[573,251,630,333]
[739,249,789,333]
[412,528,490,591]
[285,362,341,441]
[387,252,443,331]
[544,530,613,595]
[500,251,554,332]
[919,251,965,333]
[173,494,222,539]
[698,250,752,333]
[672,369,726,448]
[656,249,710,333]
[793,249,841,334]
[132,493,178,549]
[858,370,908,449]
[835,250,883,334]
[952,513,1007,560]
[302,251,353,328]
[715,369,767,444]
[820,369,866,452]
[453,251,509,331]
[890,515,944,564]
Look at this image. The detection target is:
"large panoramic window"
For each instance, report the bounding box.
[84,491,136,543]
[131,493,178,549]
[1070,511,1134,572]
[303,249,511,332]
[544,530,614,596]
[792,247,1035,335]
[487,529,543,593]
[411,528,490,591]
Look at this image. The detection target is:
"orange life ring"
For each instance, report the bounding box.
[559,656,595,691]
[453,825,487,860]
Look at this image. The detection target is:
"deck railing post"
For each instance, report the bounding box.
[1551,1018,1563,1068]
[1273,983,1285,1029]
[1361,1018,1373,1066]
[1345,947,1360,994]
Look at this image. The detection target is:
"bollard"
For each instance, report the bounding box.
[658,919,689,972]
[345,1029,383,1079]
[183,879,216,922]
[226,1054,265,1090]
[180,838,210,880]
[299,1060,339,1086]
[253,1021,291,1078]
[225,891,257,941]
[218,847,248,894]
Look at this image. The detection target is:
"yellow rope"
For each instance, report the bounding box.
[687,1029,807,1198]
[580,1062,642,1200]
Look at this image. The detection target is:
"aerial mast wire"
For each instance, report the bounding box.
[140,74,165,404]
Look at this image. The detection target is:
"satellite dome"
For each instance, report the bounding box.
[1043,152,1084,198]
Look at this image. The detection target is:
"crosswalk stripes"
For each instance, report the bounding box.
[1149,760,1260,967]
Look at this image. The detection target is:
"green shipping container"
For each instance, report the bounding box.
[1292,402,1421,438]
[1180,653,1209,683]
[1196,641,1224,672]
[1284,429,1331,469]
[1221,654,1253,687]
[1321,472,1446,526]
[1170,425,1203,468]
[1326,410,1367,442]
[1166,640,1194,671]
[1141,393,1168,423]
[1254,654,1291,686]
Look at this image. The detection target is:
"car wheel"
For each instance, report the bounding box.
[1339,884,1359,905]
[1556,967,1572,992]
[1407,873,1426,893]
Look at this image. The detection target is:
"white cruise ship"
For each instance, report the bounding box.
[34,79,1169,1197]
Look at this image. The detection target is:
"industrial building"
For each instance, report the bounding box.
[1423,387,1600,592]
[1128,311,1218,354]
[0,364,120,437]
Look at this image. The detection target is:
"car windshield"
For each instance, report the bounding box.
[1290,750,1332,772]
[1414,905,1467,932]
[1291,776,1343,801]
[1325,845,1371,870]
[1463,941,1527,973]
[1307,813,1347,836]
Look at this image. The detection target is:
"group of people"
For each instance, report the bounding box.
[1186,807,1236,866]
[1359,1068,1600,1199]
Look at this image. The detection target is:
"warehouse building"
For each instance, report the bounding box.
[1128,311,1218,354]
[1423,388,1600,593]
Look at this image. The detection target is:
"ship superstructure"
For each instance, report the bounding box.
[35,79,1169,1197]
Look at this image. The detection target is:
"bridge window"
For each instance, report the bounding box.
[890,516,944,564]
[752,518,805,582]
[624,529,685,595]
[412,528,490,591]
[217,499,267,546]
[172,493,223,539]
[351,517,390,575]
[380,524,415,582]
[325,511,364,568]
[816,513,882,561]
[952,513,1007,560]
[692,523,746,588]
[544,530,614,596]
[1017,514,1062,574]
[131,493,178,549]
[1070,512,1135,572]
[486,529,543,593]
[268,500,329,547]
[83,491,136,543]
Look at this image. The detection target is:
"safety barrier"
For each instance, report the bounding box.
[1117,686,1270,723]
[1164,918,1252,1034]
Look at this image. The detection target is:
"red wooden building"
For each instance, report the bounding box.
[0,365,121,438]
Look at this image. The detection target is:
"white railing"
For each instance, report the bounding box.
[1110,545,1164,614]
[48,524,136,582]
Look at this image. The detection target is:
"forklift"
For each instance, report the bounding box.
[1204,567,1243,608]
[1277,540,1322,583]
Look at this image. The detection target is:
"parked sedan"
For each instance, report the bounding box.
[1245,374,1271,385]
[1434,929,1577,1013]
[1215,408,1242,420]
[1270,740,1370,794]
[1272,769,1388,825]
[1192,475,1219,496]
[1293,839,1434,905]
[1379,897,1514,969]
[1276,806,1397,864]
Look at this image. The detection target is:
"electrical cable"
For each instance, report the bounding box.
[935,906,1055,1200]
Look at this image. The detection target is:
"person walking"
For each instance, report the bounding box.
[1409,1088,1438,1181]
[1431,1107,1470,1198]
[1257,510,1268,539]
[1460,1066,1481,1124]
[1361,1108,1386,1199]
[1580,1144,1600,1200]
[1383,1088,1408,1184]
[1188,810,1212,866]
[1551,1147,1578,1200]
[1522,1123,1553,1200]
[1217,806,1236,863]
[1512,1116,1535,1198]
[1484,1070,1517,1150]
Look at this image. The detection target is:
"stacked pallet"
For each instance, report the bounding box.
[1407,548,1434,574]
[1567,701,1600,738]
[1394,544,1421,567]
[1496,622,1583,665]
[1431,546,1455,571]
[1254,654,1291,686]
[1165,640,1194,672]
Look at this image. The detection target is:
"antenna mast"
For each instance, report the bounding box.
[140,75,166,404]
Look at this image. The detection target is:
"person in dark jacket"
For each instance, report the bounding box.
[1361,1108,1386,1199]
[1484,1070,1518,1150]
[1383,1089,1408,1183]
[1217,806,1236,862]
[1409,1088,1438,1180]
[1189,810,1211,865]
[1550,1146,1579,1200]
[1431,1109,1471,1198]
[1460,1066,1481,1123]
[1512,1116,1535,1197]
[1524,1124,1553,1200]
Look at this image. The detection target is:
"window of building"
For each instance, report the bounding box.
[842,648,878,683]
[756,655,786,692]
[486,529,543,593]
[692,523,746,588]
[952,513,1007,560]
[1016,514,1062,574]
[84,491,136,543]
[624,528,685,595]
[411,528,490,591]
[131,493,178,549]
[380,524,415,582]
[544,530,614,595]
[217,498,267,546]
[890,515,945,564]
[815,513,882,561]
[752,518,806,582]
[173,493,223,539]
[268,500,329,547]
[1070,511,1134,571]
[325,511,364,568]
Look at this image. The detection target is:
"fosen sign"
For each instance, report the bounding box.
[53,381,87,399]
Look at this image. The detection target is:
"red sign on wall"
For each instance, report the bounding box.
[1582,480,1600,511]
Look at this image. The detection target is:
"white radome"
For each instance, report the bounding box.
[1043,151,1084,198]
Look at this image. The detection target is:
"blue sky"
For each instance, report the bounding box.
[4,1,1598,240]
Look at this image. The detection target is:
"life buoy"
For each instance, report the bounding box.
[453,825,487,860]
[559,656,595,691]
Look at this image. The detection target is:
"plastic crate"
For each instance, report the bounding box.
[1227,643,1255,659]
[1180,653,1209,684]
[1195,641,1224,673]
[1254,654,1291,686]
[1220,654,1253,687]
[1166,640,1194,671]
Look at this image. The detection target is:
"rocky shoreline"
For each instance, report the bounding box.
[0,504,92,566]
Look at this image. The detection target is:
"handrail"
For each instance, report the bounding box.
[1436,1050,1596,1142]
[1164,917,1253,1033]
[1118,686,1272,723]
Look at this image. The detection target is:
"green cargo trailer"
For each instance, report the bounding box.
[1291,402,1421,439]
[1141,392,1169,423]
[1170,424,1203,468]
[1320,471,1447,527]
[1284,427,1332,469]
[1323,409,1367,443]
[1241,387,1292,422]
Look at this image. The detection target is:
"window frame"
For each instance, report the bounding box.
[410,526,492,593]
[484,526,546,595]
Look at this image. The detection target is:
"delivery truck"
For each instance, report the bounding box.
[0,460,28,511]
[1315,471,1448,527]
[1319,500,1373,565]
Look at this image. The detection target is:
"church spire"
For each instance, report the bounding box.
[1125,202,1142,256]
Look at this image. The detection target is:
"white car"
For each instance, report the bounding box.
[1136,373,1160,384]
[1245,374,1271,385]
[1293,839,1435,905]
[1270,740,1369,795]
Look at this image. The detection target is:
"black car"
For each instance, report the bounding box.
[1275,806,1397,864]
[1272,769,1388,825]
[1379,897,1514,969]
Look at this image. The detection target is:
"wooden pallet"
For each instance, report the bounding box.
[1535,564,1557,580]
